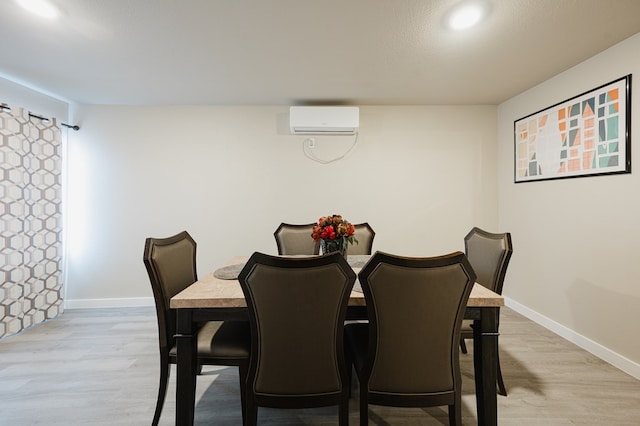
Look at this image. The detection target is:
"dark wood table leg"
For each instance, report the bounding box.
[473,307,499,426]
[176,309,197,426]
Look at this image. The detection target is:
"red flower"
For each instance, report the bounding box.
[311,214,358,245]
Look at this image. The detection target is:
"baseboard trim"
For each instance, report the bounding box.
[504,296,640,380]
[64,297,155,309]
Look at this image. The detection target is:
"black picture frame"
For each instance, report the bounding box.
[514,74,631,183]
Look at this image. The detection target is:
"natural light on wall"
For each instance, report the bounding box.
[63,133,89,269]
[15,0,60,19]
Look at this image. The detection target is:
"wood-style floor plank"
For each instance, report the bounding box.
[1,307,639,425]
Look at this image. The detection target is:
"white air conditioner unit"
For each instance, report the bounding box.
[289,106,359,135]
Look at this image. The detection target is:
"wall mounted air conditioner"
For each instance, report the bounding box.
[289,106,359,135]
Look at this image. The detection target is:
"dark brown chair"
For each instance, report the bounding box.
[349,223,375,255]
[273,222,320,255]
[345,251,476,426]
[459,226,513,396]
[143,231,250,426]
[237,252,356,425]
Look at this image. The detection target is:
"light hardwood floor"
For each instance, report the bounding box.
[1,307,639,425]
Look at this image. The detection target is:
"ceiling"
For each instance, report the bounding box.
[1,0,640,106]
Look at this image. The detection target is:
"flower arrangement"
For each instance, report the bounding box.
[311,215,358,255]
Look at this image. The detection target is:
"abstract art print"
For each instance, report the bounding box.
[514,75,631,183]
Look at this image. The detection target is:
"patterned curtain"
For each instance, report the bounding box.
[0,104,63,339]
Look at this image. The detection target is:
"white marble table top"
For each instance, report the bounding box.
[171,255,504,309]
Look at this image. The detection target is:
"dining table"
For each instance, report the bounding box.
[170,255,504,426]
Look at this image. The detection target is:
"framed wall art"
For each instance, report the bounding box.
[514,75,631,183]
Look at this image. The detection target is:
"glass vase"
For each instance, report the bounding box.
[320,238,348,259]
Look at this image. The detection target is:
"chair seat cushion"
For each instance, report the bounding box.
[460,319,473,332]
[170,320,250,360]
[344,322,369,374]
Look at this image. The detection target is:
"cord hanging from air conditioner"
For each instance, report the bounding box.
[302,133,359,164]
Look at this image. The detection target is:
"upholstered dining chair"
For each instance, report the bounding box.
[459,226,513,396]
[273,222,320,255]
[143,231,250,426]
[237,252,356,425]
[344,251,476,426]
[349,222,376,255]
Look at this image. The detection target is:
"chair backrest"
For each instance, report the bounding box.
[273,222,320,255]
[464,227,513,295]
[358,251,475,402]
[143,231,197,351]
[349,222,375,255]
[238,252,356,402]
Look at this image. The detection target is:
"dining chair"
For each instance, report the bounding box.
[237,252,356,425]
[143,231,250,426]
[273,222,320,255]
[349,223,375,255]
[459,226,513,396]
[344,251,476,426]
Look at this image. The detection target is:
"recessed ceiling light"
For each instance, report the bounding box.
[15,0,60,20]
[448,2,485,31]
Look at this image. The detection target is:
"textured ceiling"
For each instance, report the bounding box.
[1,0,639,106]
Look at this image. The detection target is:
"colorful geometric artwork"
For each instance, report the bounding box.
[514,75,631,183]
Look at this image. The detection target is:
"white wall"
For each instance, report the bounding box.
[498,33,640,374]
[64,105,498,304]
